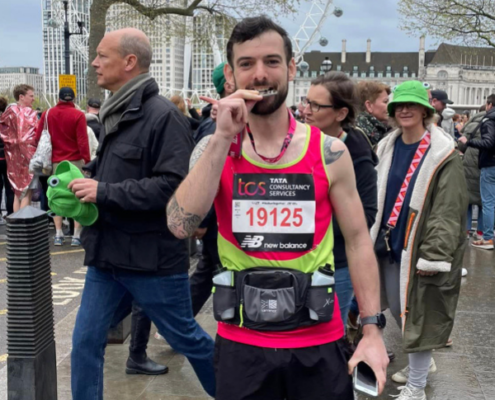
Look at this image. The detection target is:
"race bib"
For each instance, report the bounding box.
[232,173,315,252]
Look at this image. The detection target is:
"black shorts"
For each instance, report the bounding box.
[214,336,354,400]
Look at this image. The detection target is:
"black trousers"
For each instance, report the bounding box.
[190,220,220,316]
[0,159,14,215]
[110,296,151,360]
[214,336,354,400]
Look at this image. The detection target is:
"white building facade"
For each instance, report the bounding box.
[0,67,44,96]
[41,0,90,103]
[290,40,495,109]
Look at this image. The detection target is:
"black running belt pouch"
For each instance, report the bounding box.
[212,267,335,331]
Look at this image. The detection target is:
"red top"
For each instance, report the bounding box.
[214,125,344,348]
[36,102,90,164]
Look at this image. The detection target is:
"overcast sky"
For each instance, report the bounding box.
[0,0,435,71]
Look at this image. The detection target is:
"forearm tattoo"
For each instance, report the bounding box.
[166,195,203,238]
[323,135,344,165]
[189,135,211,171]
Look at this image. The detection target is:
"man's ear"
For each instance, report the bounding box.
[288,58,296,82]
[124,54,138,72]
[225,63,234,87]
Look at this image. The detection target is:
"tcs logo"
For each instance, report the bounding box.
[238,178,266,196]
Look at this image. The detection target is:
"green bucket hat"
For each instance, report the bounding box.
[388,80,435,117]
[47,161,99,227]
[212,62,227,95]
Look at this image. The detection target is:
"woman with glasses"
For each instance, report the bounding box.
[371,81,467,400]
[303,72,378,329]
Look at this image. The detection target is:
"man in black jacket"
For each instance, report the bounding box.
[68,28,215,400]
[460,94,495,250]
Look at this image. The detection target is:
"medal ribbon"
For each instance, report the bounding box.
[387,131,431,229]
[246,110,296,164]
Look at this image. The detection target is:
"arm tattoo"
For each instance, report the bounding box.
[189,135,212,171]
[166,195,204,239]
[323,135,344,165]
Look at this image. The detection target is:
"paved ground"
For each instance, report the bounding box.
[1,228,494,399]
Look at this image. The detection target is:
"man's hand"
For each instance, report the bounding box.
[68,178,98,203]
[186,98,192,109]
[458,136,468,144]
[200,90,262,141]
[348,326,389,394]
[193,227,207,240]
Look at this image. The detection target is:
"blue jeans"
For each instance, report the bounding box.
[467,204,484,232]
[480,166,495,240]
[71,267,215,400]
[334,266,354,327]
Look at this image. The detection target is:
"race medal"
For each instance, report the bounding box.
[232,173,315,252]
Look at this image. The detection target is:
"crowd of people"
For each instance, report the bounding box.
[1,14,495,400]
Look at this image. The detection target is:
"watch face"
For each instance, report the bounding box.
[378,313,386,328]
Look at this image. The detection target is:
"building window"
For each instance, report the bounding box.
[370,66,374,71]
[378,72,383,78]
[336,65,342,71]
[395,72,400,78]
[370,72,375,78]
[403,72,409,78]
[361,72,366,78]
[311,71,317,78]
[386,71,391,78]
[412,72,416,78]
[437,70,448,79]
[353,66,358,71]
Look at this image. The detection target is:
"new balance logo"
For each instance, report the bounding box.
[240,235,264,248]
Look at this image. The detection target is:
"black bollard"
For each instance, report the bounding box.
[6,206,57,400]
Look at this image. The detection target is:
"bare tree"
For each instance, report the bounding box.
[398,0,495,48]
[88,0,299,99]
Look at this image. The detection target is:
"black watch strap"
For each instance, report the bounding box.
[361,313,386,329]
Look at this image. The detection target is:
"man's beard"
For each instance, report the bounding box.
[235,76,289,116]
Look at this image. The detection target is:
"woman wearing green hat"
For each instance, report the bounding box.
[370,80,467,399]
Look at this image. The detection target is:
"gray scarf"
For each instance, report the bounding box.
[100,73,153,135]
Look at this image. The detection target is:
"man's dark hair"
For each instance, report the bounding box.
[487,94,495,106]
[0,96,8,113]
[311,71,357,128]
[13,84,34,101]
[226,16,292,67]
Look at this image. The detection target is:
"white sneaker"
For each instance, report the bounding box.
[462,268,468,277]
[390,385,426,400]
[391,358,437,384]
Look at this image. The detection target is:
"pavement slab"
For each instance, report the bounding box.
[1,235,494,400]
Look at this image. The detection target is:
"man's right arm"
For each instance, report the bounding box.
[468,120,495,150]
[167,89,262,239]
[166,134,231,239]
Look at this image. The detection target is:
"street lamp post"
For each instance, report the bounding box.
[320,57,333,75]
[63,0,84,75]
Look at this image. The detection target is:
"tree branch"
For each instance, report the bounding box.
[120,0,203,19]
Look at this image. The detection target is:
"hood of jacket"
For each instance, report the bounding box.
[442,107,455,120]
[85,112,99,122]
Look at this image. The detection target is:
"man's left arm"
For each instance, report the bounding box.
[324,136,388,393]
[70,110,193,210]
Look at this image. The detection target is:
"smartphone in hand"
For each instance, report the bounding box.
[353,361,379,397]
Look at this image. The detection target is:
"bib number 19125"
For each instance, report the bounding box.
[246,207,303,228]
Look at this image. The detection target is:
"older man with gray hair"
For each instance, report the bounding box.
[68,28,215,399]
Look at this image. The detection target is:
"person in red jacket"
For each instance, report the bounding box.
[36,87,90,246]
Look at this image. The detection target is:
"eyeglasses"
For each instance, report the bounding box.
[395,103,421,112]
[302,99,335,113]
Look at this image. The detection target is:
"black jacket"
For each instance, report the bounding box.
[468,108,495,169]
[81,79,195,274]
[333,127,378,269]
[193,104,215,143]
[86,113,102,142]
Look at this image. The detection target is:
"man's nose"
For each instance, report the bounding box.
[252,61,268,82]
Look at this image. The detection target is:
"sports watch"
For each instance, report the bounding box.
[361,313,386,329]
